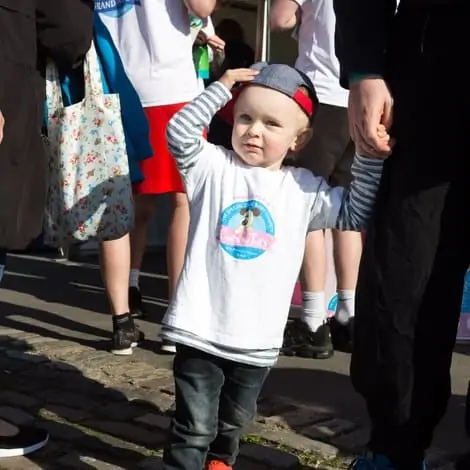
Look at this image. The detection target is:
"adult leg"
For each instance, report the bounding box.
[0,248,50,457]
[166,192,190,302]
[128,194,159,317]
[283,104,351,359]
[351,7,470,469]
[207,361,269,466]
[329,141,363,351]
[100,234,143,355]
[163,345,224,470]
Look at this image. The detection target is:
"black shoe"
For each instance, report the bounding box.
[129,286,146,318]
[281,319,333,359]
[329,316,353,353]
[111,327,145,356]
[0,425,49,457]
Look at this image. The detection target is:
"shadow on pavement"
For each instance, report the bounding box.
[1,253,169,322]
[0,334,166,469]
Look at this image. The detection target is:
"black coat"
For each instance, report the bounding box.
[0,0,93,250]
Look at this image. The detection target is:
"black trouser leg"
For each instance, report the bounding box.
[351,6,470,469]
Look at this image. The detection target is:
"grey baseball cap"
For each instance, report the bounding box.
[248,62,318,122]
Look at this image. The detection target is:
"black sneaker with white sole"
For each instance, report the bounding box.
[159,339,176,354]
[111,327,145,356]
[129,286,146,318]
[329,316,353,353]
[281,319,334,359]
[0,425,49,458]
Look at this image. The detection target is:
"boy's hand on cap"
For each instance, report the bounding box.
[219,68,259,91]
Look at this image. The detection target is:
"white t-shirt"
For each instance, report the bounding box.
[294,0,348,108]
[162,82,383,357]
[96,0,201,107]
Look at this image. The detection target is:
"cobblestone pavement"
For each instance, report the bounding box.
[0,253,468,469]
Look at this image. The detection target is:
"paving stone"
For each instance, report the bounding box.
[0,406,35,425]
[303,418,357,440]
[4,349,49,363]
[0,390,40,409]
[257,406,333,431]
[55,453,126,469]
[97,402,144,421]
[84,420,166,447]
[0,356,33,372]
[20,365,63,381]
[240,442,299,469]
[0,456,44,469]
[257,396,299,417]
[330,426,369,452]
[78,431,149,460]
[131,390,175,414]
[135,413,171,431]
[36,389,99,410]
[42,404,92,423]
[36,419,85,441]
[234,457,270,469]
[247,426,338,459]
[137,456,165,469]
[46,360,80,372]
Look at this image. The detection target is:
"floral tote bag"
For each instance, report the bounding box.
[44,41,133,247]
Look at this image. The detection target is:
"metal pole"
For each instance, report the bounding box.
[255,0,270,62]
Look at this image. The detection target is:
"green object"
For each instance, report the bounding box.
[194,45,210,80]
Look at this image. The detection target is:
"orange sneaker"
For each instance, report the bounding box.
[206,461,232,470]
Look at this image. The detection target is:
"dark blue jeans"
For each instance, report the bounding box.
[163,345,270,470]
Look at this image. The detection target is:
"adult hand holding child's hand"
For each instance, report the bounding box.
[219,68,259,90]
[359,124,392,160]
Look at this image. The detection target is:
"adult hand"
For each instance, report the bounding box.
[0,111,4,144]
[348,77,394,158]
[195,30,225,53]
[206,34,225,53]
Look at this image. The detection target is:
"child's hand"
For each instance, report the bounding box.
[362,124,393,160]
[219,68,259,90]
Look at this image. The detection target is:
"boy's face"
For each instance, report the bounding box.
[232,86,311,170]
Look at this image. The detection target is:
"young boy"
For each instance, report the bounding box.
[161,63,389,470]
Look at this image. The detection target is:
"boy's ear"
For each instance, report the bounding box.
[290,127,313,152]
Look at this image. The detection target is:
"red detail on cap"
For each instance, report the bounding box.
[293,89,314,116]
[216,85,314,125]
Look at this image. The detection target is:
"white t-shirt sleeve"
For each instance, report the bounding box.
[166,81,232,198]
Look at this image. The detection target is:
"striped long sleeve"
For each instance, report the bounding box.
[166,81,231,177]
[309,155,384,232]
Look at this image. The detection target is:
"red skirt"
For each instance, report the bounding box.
[133,103,187,195]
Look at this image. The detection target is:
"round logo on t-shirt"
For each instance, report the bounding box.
[95,0,141,18]
[218,200,276,260]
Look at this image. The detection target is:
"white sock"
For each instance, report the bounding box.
[335,289,355,325]
[301,291,327,333]
[129,269,140,288]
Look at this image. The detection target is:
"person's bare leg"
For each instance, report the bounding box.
[159,192,190,354]
[300,230,327,332]
[129,194,159,287]
[332,230,362,324]
[167,192,190,300]
[100,234,142,355]
[100,235,131,316]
